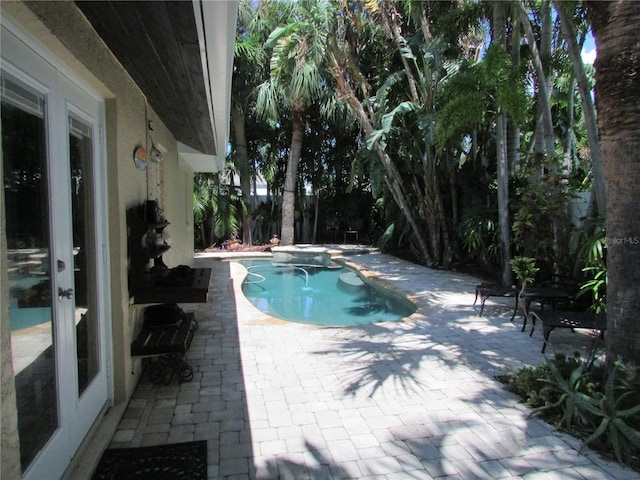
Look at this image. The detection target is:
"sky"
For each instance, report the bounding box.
[581,31,596,64]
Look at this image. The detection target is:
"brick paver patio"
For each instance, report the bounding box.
[107,251,638,479]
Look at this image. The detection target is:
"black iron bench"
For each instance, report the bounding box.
[131,306,198,385]
[530,310,606,353]
[474,283,514,316]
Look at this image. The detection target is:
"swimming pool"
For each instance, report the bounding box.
[239,259,415,326]
[9,277,53,332]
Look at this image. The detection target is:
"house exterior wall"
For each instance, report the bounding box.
[1,2,197,477]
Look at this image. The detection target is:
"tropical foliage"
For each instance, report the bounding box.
[194,0,604,268]
[193,172,244,248]
[192,0,640,365]
[505,354,640,466]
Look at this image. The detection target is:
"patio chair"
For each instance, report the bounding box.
[474,283,515,316]
[325,216,340,242]
[343,217,364,244]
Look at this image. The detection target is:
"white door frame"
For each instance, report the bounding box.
[2,18,113,480]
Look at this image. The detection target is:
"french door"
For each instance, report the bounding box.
[2,24,110,479]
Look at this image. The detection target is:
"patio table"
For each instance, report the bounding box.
[512,286,571,331]
[531,310,606,353]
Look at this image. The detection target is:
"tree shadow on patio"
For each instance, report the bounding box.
[311,306,522,399]
[313,323,436,397]
[254,440,353,479]
[312,276,603,400]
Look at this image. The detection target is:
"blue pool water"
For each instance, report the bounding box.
[239,259,415,326]
[10,301,51,332]
[9,277,53,332]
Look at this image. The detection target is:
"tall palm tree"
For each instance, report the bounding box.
[436,43,527,280]
[231,0,268,245]
[590,0,640,366]
[255,0,335,245]
[518,0,556,160]
[553,0,605,216]
[493,1,513,286]
[324,1,435,264]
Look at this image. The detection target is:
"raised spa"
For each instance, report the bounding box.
[239,258,415,326]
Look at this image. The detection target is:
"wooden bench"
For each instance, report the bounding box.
[131,312,198,384]
[530,311,606,353]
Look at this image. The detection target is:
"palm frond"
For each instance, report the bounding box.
[255,81,281,121]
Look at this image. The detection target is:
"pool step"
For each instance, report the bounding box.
[338,271,364,289]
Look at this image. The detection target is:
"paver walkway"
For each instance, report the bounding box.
[109,252,639,479]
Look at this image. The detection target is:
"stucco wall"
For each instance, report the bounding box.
[163,157,196,269]
[1,3,197,474]
[142,118,195,269]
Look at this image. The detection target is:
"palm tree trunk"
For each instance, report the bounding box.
[312,190,320,244]
[231,104,253,245]
[413,171,439,262]
[519,0,555,159]
[563,74,576,172]
[508,17,521,171]
[520,0,565,273]
[327,29,434,264]
[493,2,513,286]
[553,0,606,215]
[540,1,555,158]
[507,120,521,171]
[434,176,451,265]
[417,149,452,266]
[590,0,640,366]
[376,144,433,265]
[379,2,421,107]
[281,108,304,245]
[497,111,513,286]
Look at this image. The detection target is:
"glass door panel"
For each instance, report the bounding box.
[1,75,59,472]
[3,25,110,479]
[68,113,99,396]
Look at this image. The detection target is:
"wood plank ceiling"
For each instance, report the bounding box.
[76,1,217,155]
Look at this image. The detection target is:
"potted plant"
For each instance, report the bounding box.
[510,256,539,317]
[510,256,539,286]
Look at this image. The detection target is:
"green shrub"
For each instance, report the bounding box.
[504,355,640,467]
[505,353,580,411]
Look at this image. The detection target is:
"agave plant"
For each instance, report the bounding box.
[531,359,588,431]
[578,365,640,463]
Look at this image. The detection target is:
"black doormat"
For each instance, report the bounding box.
[92,440,207,480]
